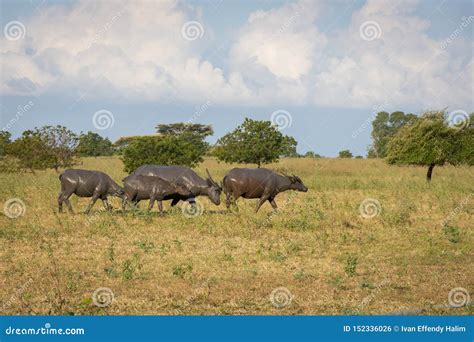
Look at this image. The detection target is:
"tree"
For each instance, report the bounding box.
[5,130,52,172]
[35,125,78,171]
[156,123,213,138]
[385,111,470,182]
[214,118,297,167]
[122,132,209,173]
[0,131,11,157]
[338,150,353,158]
[370,111,417,158]
[76,131,114,157]
[280,136,298,157]
[304,151,321,158]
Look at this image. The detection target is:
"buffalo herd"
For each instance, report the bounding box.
[58,165,308,214]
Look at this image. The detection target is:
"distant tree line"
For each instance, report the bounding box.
[1,110,472,181]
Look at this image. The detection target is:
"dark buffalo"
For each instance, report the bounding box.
[122,175,189,212]
[222,168,308,212]
[131,165,222,207]
[58,169,124,214]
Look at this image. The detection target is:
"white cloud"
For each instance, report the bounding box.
[0,0,472,110]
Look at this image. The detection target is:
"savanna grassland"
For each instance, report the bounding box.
[0,157,472,315]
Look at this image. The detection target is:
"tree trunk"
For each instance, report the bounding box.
[426,164,435,182]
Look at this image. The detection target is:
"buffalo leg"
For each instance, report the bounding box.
[102,198,111,211]
[157,200,163,213]
[170,198,180,207]
[269,198,278,210]
[85,194,100,214]
[225,192,231,209]
[58,191,74,214]
[148,197,155,211]
[256,195,269,213]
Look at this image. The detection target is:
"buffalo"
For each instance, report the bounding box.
[131,165,222,208]
[58,169,124,214]
[222,168,308,212]
[122,174,189,212]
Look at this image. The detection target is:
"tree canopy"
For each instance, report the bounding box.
[214,118,297,167]
[76,131,114,157]
[338,150,353,158]
[386,111,473,181]
[156,123,213,138]
[122,132,209,173]
[369,111,417,158]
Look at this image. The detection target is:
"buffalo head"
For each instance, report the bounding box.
[287,175,308,192]
[206,168,222,205]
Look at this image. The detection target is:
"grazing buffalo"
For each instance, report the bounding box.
[58,169,124,214]
[131,165,222,207]
[222,168,308,212]
[122,175,189,212]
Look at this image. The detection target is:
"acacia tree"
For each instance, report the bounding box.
[215,118,297,167]
[156,123,213,138]
[385,111,472,182]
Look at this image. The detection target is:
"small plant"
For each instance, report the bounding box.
[344,254,358,277]
[122,253,142,280]
[135,240,155,253]
[172,263,193,278]
[443,225,460,243]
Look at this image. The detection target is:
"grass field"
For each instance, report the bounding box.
[0,157,472,315]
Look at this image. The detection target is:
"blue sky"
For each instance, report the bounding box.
[0,0,472,156]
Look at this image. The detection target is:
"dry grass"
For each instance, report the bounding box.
[0,157,472,315]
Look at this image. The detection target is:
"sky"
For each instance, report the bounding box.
[0,0,472,157]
